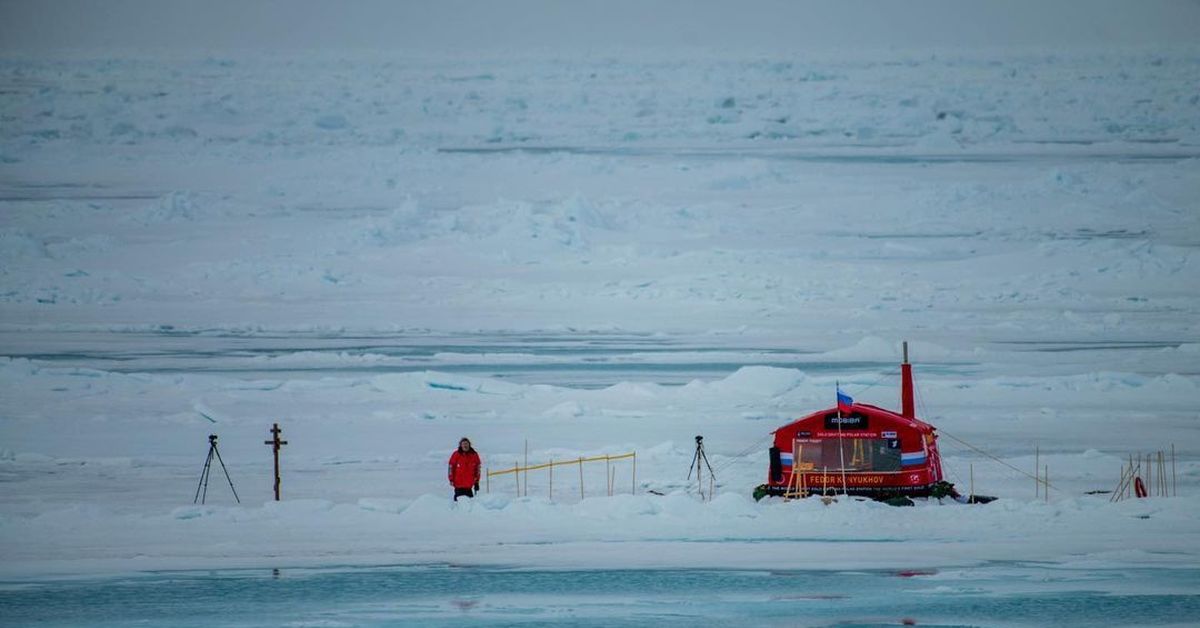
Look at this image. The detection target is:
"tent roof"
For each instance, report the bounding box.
[772,403,936,435]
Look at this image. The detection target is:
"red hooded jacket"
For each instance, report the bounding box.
[448,448,481,489]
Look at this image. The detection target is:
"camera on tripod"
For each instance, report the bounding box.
[687,434,715,501]
[195,433,239,504]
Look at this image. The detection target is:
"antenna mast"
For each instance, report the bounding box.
[901,341,915,418]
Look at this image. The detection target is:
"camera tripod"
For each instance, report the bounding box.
[194,434,240,504]
[687,435,716,500]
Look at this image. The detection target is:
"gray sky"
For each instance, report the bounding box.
[2,0,1198,54]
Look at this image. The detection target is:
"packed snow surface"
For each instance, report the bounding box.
[1,43,1199,626]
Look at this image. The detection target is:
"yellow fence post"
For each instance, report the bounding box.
[605,455,611,496]
[632,452,636,494]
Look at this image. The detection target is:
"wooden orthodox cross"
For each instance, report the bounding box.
[264,423,288,501]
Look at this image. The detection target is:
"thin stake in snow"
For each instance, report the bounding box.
[263,423,288,501]
[1145,452,1151,497]
[1159,451,1167,497]
[1044,465,1049,504]
[606,454,611,496]
[1035,445,1040,499]
[970,463,975,502]
[1123,453,1132,499]
[1110,462,1129,503]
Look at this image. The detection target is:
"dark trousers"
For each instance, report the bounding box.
[454,487,475,500]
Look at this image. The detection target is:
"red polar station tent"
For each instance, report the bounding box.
[761,344,946,499]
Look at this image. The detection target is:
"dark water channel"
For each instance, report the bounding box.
[2,563,1197,627]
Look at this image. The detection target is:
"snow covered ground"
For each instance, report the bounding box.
[2,38,1199,626]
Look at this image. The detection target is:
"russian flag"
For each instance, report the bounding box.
[836,388,854,413]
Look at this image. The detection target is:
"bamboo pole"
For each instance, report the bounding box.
[1156,451,1166,497]
[1111,461,1129,502]
[1123,453,1132,499]
[1121,460,1132,501]
[611,467,617,498]
[606,455,611,497]
[1161,451,1167,497]
[1121,455,1127,500]
[1150,452,1155,495]
[1122,459,1133,501]
[1154,451,1160,497]
[579,456,584,500]
[1153,451,1159,496]
[1035,445,1040,499]
[1159,450,1167,497]
[1172,443,1177,497]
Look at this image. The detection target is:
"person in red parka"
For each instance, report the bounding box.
[448,437,481,500]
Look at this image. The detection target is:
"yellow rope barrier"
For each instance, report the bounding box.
[486,452,636,477]
[485,451,637,500]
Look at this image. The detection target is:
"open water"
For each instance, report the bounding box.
[3,563,1198,627]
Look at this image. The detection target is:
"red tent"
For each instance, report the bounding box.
[761,345,945,498]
